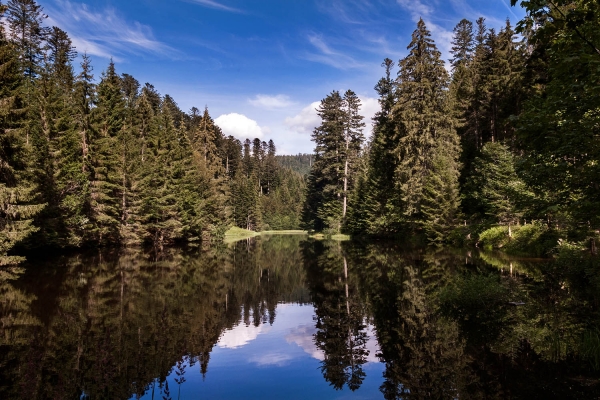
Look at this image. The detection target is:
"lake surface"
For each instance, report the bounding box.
[1,235,599,399]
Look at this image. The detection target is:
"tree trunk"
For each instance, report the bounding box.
[343,138,349,218]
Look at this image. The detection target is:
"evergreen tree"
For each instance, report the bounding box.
[0,7,44,263]
[303,91,345,232]
[187,106,228,240]
[34,26,85,246]
[360,58,397,234]
[513,0,600,225]
[5,0,48,79]
[341,90,365,220]
[303,90,364,233]
[465,142,526,225]
[264,139,278,194]
[89,61,125,244]
[391,19,461,239]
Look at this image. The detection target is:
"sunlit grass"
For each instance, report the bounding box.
[261,230,308,235]
[224,226,259,237]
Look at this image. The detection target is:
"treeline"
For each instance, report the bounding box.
[275,153,313,176]
[0,0,305,263]
[304,1,600,247]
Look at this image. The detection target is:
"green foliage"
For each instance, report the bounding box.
[275,153,313,176]
[465,142,530,223]
[302,90,365,233]
[438,274,509,344]
[478,222,559,256]
[0,12,44,264]
[581,328,600,371]
[514,0,600,226]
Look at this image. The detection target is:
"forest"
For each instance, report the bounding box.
[0,0,599,264]
[0,0,307,264]
[302,0,600,256]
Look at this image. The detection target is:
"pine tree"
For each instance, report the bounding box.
[465,142,525,225]
[391,19,461,238]
[303,91,345,232]
[360,58,397,234]
[0,7,44,263]
[137,94,184,245]
[341,90,365,220]
[264,139,278,194]
[89,61,125,244]
[302,90,364,233]
[35,27,85,246]
[5,0,49,134]
[187,106,228,240]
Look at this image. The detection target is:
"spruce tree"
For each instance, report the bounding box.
[303,91,345,232]
[341,90,365,220]
[89,61,125,244]
[465,142,525,225]
[302,90,364,233]
[361,59,397,234]
[0,7,44,263]
[392,19,461,239]
[187,106,228,240]
[36,27,85,246]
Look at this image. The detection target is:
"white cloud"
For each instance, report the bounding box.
[360,96,380,137]
[215,113,264,139]
[45,0,176,61]
[286,323,381,363]
[185,0,243,13]
[284,101,321,135]
[284,96,380,137]
[249,352,295,366]
[249,94,294,110]
[285,324,324,361]
[218,322,268,349]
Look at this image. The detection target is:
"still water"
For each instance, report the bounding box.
[1,235,599,399]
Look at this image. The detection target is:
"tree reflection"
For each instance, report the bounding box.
[304,241,369,391]
[0,235,308,399]
[2,237,600,399]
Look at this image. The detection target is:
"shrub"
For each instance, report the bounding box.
[478,222,559,256]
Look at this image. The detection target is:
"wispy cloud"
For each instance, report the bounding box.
[184,0,243,13]
[316,0,374,25]
[45,0,177,61]
[249,94,295,110]
[304,34,364,70]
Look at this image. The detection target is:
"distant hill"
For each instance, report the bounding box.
[276,154,313,176]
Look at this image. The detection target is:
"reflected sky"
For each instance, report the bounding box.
[135,304,384,400]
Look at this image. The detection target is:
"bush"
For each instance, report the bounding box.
[478,222,559,257]
[478,225,510,250]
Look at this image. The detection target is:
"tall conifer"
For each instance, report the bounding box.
[0,6,44,263]
[392,19,461,238]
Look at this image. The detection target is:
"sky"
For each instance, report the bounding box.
[38,0,526,154]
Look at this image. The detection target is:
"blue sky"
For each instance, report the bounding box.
[40,0,525,154]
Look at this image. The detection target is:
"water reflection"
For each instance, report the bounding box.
[0,236,599,399]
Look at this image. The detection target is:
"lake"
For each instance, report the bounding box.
[1,235,599,399]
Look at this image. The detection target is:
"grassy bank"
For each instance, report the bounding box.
[476,223,560,257]
[224,227,308,243]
